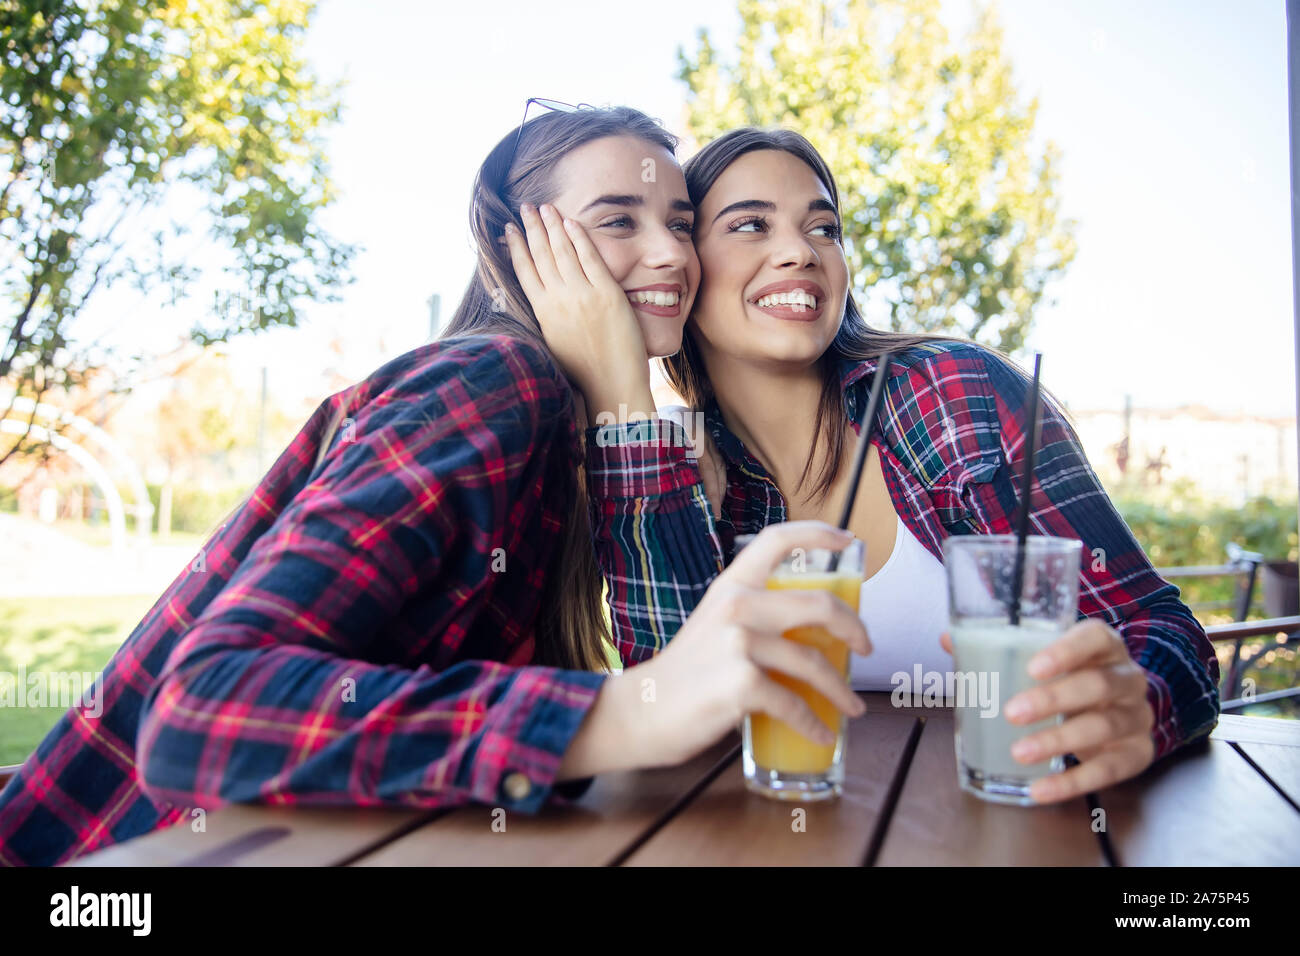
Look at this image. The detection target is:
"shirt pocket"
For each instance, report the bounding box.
[926,452,1003,536]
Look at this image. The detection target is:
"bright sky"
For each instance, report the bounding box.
[86,0,1298,421]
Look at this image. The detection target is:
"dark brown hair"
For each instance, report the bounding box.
[661,127,1068,509]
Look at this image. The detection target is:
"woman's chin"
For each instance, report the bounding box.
[637,322,686,361]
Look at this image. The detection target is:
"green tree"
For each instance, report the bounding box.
[0,0,354,465]
[678,0,1077,350]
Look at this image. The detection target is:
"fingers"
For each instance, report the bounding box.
[725,521,857,588]
[503,222,542,304]
[1027,734,1154,804]
[561,215,615,287]
[745,630,866,720]
[519,203,562,288]
[1004,661,1147,725]
[537,204,587,285]
[749,678,840,747]
[1010,701,1154,764]
[739,588,871,656]
[1026,619,1125,681]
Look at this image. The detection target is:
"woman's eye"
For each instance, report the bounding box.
[600,216,634,229]
[671,219,695,234]
[812,222,842,240]
[728,216,767,234]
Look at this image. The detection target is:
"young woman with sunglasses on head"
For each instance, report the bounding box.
[513,126,1222,807]
[0,107,871,866]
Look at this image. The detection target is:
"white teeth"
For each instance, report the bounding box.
[628,290,679,306]
[756,290,818,310]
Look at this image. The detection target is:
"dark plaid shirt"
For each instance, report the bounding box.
[585,340,1221,763]
[0,335,605,866]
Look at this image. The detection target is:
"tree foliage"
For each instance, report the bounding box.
[677,0,1077,351]
[0,0,354,453]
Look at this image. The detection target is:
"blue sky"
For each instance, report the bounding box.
[90,0,1296,421]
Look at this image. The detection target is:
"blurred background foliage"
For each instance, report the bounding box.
[678,0,1078,353]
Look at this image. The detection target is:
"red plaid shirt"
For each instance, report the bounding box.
[0,335,605,866]
[585,341,1221,763]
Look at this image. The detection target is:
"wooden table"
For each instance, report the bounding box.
[68,693,1300,867]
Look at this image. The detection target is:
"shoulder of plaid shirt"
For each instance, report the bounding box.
[0,333,613,867]
[585,338,1221,766]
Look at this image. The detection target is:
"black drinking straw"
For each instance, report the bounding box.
[1008,352,1044,626]
[827,352,893,572]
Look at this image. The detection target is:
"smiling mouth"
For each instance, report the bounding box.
[627,290,681,307]
[753,290,819,312]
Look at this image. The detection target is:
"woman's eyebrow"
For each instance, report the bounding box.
[579,194,643,213]
[710,198,839,226]
[578,194,695,215]
[710,199,776,225]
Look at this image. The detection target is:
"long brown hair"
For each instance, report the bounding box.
[314,106,681,674]
[662,127,1070,509]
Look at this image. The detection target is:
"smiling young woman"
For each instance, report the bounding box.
[0,107,877,867]
[550,126,1221,807]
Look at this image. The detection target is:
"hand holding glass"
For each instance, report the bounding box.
[738,535,866,801]
[942,535,1083,806]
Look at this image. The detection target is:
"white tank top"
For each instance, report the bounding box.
[849,511,954,691]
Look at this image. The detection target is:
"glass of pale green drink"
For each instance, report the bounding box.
[942,535,1083,806]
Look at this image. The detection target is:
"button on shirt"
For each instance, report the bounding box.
[584,340,1221,765]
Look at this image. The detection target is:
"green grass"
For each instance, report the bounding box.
[0,594,157,766]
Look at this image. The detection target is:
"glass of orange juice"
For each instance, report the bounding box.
[737,535,865,801]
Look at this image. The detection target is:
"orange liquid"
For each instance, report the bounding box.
[748,571,861,773]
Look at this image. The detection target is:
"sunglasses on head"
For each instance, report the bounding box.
[501,97,597,192]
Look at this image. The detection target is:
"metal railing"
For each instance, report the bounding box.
[1158,545,1300,711]
[1203,616,1300,712]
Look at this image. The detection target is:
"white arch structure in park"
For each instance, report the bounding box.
[1,395,153,552]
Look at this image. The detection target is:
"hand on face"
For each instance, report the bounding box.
[502,135,699,409]
[939,620,1157,804]
[505,202,651,402]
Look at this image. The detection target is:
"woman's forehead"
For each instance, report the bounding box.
[553,135,687,201]
[700,150,831,212]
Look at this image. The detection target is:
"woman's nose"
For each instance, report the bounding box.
[771,229,820,269]
[643,228,690,268]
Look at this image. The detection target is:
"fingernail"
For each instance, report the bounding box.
[1011,738,1038,761]
[521,203,534,215]
[504,222,516,235]
[1028,654,1052,679]
[1004,698,1029,721]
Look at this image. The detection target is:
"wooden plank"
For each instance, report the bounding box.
[620,706,921,866]
[1210,714,1300,747]
[875,711,1104,866]
[351,735,739,867]
[1095,737,1300,866]
[67,805,432,867]
[1234,742,1300,810]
